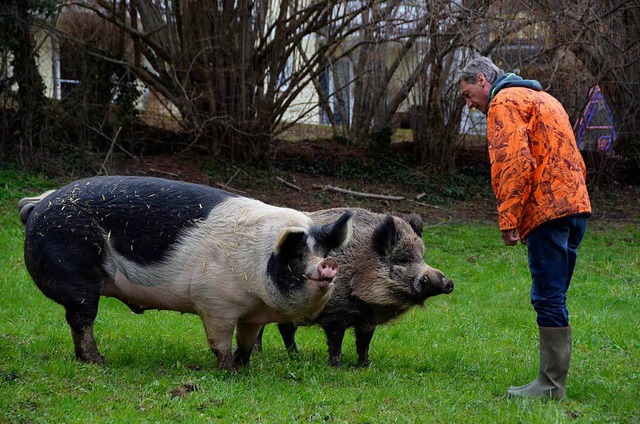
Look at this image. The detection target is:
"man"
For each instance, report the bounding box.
[457,56,591,400]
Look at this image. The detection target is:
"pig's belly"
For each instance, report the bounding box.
[238,305,290,326]
[101,272,196,314]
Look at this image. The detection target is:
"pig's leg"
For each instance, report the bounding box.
[277,323,299,353]
[254,326,266,352]
[323,323,346,367]
[355,327,375,367]
[200,314,237,371]
[25,236,106,363]
[234,322,262,366]
[30,255,104,363]
[64,294,104,364]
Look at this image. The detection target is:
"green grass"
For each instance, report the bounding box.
[1,171,638,423]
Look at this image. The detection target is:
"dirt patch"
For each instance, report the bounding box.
[108,143,639,226]
[109,155,493,225]
[169,382,199,398]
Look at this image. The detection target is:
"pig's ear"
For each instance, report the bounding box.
[399,213,423,237]
[274,227,308,259]
[315,210,354,251]
[372,215,398,257]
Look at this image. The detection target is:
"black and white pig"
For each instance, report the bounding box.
[257,208,453,367]
[19,176,354,371]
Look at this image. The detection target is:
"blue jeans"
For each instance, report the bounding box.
[526,215,588,327]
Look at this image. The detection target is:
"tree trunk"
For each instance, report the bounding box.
[10,0,47,165]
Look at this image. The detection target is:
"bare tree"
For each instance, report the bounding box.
[55,7,137,159]
[36,0,637,180]
[408,0,492,170]
[315,0,534,170]
[528,0,640,183]
[465,0,640,183]
[407,0,638,173]
[63,0,368,160]
[315,1,438,147]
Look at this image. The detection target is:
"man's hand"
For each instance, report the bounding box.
[501,229,520,246]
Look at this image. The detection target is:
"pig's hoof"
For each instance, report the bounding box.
[285,345,299,354]
[233,350,251,367]
[217,363,238,372]
[356,359,371,368]
[78,352,105,364]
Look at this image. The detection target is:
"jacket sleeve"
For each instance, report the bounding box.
[486,99,535,232]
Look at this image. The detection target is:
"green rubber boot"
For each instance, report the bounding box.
[506,326,572,401]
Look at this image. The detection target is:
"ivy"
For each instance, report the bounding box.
[0,0,60,165]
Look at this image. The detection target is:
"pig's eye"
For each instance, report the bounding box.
[285,252,305,263]
[393,256,411,266]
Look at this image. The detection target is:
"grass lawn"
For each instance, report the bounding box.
[1,171,638,423]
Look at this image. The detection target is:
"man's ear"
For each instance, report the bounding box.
[477,73,486,86]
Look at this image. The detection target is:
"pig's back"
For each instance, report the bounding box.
[26,176,238,265]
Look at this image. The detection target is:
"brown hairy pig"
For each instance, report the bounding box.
[257,207,453,367]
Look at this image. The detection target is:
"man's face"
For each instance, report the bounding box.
[459,73,491,115]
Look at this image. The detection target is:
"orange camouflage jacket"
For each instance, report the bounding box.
[487,84,591,241]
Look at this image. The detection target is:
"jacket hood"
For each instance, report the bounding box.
[489,73,542,104]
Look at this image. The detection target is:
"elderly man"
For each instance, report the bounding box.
[457,56,591,400]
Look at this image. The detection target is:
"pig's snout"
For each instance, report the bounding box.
[318,257,339,281]
[442,277,454,294]
[420,272,454,297]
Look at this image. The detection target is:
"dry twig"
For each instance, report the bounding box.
[406,199,446,210]
[276,176,302,191]
[225,168,242,186]
[312,184,404,201]
[99,127,122,175]
[216,183,246,194]
[149,168,180,178]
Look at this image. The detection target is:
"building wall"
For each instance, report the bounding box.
[34,30,58,99]
[280,34,322,125]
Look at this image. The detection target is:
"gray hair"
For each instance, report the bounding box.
[457,56,504,85]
